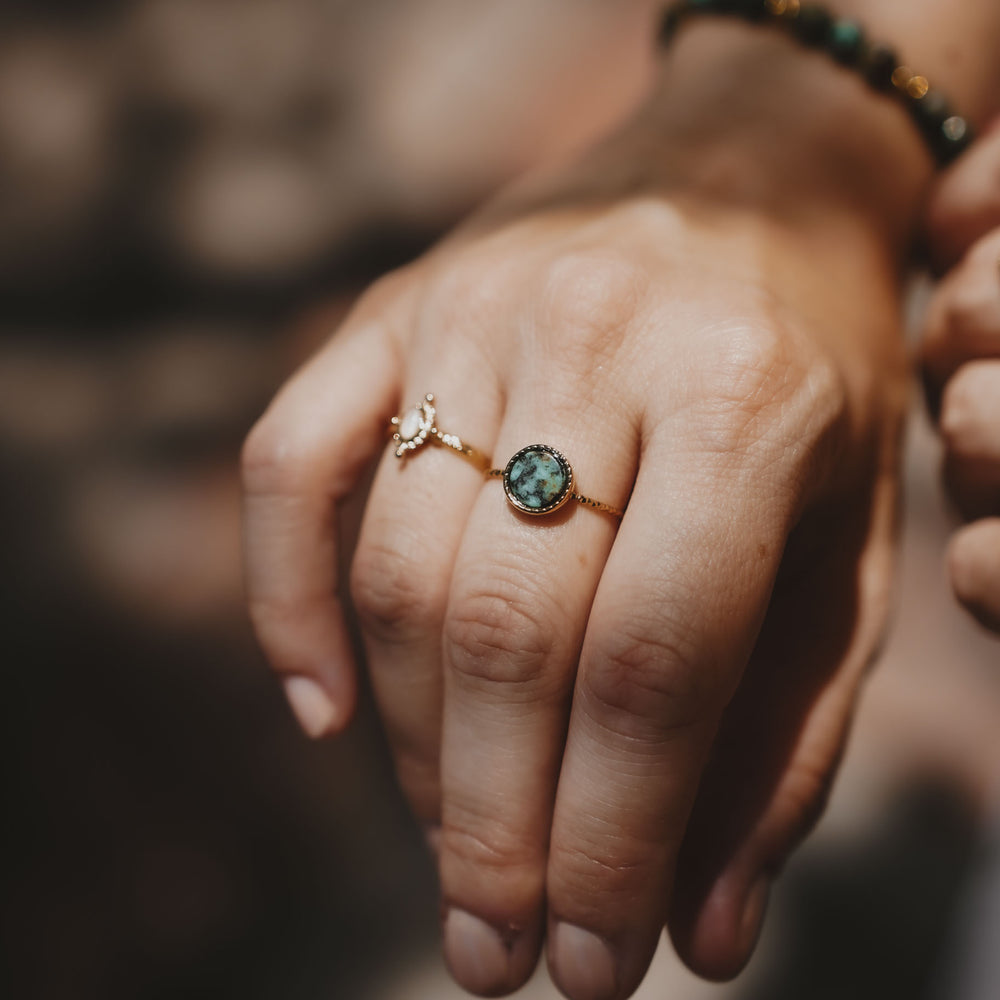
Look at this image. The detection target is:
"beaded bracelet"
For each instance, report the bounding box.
[659,0,974,167]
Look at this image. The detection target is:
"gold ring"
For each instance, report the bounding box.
[487,444,624,519]
[390,393,489,471]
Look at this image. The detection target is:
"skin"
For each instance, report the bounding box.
[923,123,1000,633]
[243,13,1000,1000]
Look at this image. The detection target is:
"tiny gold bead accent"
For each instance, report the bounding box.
[906,75,930,99]
[891,65,913,90]
[767,0,801,16]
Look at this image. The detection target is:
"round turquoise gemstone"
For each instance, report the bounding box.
[503,445,572,514]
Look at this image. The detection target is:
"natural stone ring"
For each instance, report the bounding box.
[487,444,624,519]
[390,393,490,471]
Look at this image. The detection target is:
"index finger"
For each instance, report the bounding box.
[242,292,404,736]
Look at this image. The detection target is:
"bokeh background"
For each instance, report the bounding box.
[3,2,998,998]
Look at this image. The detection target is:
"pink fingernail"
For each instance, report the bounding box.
[282,676,337,737]
[443,909,511,995]
[550,923,617,1000]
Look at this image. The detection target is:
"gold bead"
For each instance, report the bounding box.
[906,75,930,99]
[890,65,913,90]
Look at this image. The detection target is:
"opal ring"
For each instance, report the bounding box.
[487,444,624,519]
[390,393,490,471]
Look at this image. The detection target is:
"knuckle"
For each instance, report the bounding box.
[584,622,714,733]
[359,263,415,310]
[694,324,848,466]
[351,536,443,645]
[702,324,803,418]
[444,573,560,690]
[548,840,660,914]
[443,820,540,878]
[441,821,545,916]
[246,592,325,674]
[420,248,520,339]
[538,249,646,353]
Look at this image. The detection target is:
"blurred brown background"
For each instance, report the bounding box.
[2,3,998,999]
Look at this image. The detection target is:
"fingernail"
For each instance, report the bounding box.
[283,676,337,737]
[443,909,511,995]
[550,923,617,1000]
[739,875,771,955]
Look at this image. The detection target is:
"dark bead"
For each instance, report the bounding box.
[792,5,833,46]
[827,19,866,66]
[863,44,898,91]
[727,0,769,19]
[910,89,951,133]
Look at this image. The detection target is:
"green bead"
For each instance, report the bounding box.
[828,19,866,65]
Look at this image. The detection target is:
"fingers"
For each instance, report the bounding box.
[925,120,1000,272]
[351,381,502,825]
[922,219,1000,633]
[543,414,814,998]
[668,457,899,979]
[545,451,790,998]
[939,360,1000,518]
[949,519,1000,632]
[941,362,1000,630]
[437,391,636,996]
[242,286,407,736]
[921,228,1000,408]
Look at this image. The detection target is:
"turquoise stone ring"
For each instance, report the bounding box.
[502,445,574,515]
[488,443,624,519]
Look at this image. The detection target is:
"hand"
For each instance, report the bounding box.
[922,122,1000,633]
[243,26,921,1000]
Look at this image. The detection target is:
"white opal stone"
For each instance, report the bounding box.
[399,408,423,441]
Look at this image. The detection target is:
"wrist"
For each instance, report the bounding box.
[638,20,933,255]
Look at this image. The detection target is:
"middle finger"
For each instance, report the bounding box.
[438,383,636,996]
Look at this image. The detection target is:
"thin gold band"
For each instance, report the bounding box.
[485,467,624,519]
[434,430,490,471]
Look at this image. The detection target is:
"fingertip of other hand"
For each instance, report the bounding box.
[947,519,1000,633]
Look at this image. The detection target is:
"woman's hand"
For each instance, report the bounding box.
[243,24,926,1000]
[923,123,1000,632]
